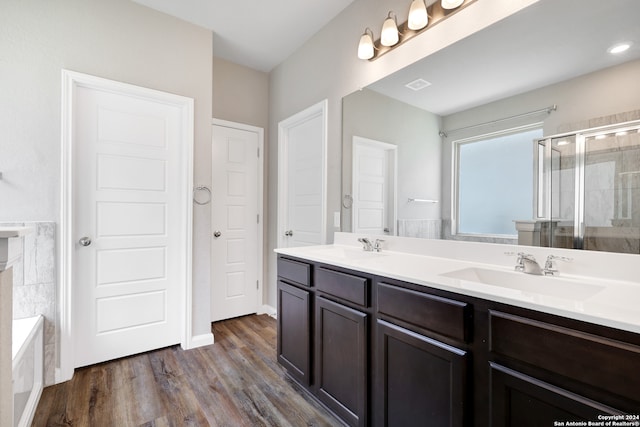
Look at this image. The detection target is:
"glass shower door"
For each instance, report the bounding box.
[537,136,576,248]
[549,135,577,249]
[583,126,640,253]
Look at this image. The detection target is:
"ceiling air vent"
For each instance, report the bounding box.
[405,78,432,91]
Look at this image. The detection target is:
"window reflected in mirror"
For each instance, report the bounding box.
[454,125,543,237]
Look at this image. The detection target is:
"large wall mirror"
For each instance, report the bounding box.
[342,0,640,254]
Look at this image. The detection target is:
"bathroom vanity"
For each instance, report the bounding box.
[275,233,640,427]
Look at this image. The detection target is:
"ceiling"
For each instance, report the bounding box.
[132,0,357,72]
[368,0,640,116]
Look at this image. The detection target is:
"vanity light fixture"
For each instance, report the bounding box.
[408,0,429,30]
[441,0,464,9]
[381,11,400,46]
[357,28,376,60]
[357,0,474,61]
[608,42,631,54]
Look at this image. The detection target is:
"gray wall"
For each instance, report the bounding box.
[266,0,539,308]
[213,57,269,130]
[342,88,442,232]
[0,0,214,368]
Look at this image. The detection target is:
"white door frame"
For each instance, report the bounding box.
[211,118,265,317]
[352,136,398,235]
[59,70,194,382]
[277,100,328,248]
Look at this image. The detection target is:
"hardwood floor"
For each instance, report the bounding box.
[32,315,343,427]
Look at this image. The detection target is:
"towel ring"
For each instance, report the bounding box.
[193,185,211,205]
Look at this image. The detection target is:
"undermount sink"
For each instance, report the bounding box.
[441,267,604,301]
[306,246,387,261]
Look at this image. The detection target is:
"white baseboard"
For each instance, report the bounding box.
[185,332,214,349]
[259,304,277,318]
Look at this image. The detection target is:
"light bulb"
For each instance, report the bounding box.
[381,12,399,47]
[408,0,428,30]
[441,0,464,10]
[608,42,631,54]
[357,30,374,60]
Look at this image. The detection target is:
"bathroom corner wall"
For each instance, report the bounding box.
[6,222,56,386]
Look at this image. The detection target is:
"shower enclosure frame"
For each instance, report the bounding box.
[535,118,640,250]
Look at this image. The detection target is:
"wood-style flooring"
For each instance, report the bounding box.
[32,314,343,427]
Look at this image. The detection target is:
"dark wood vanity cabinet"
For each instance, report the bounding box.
[276,257,313,386]
[487,308,640,423]
[277,255,640,427]
[375,319,468,427]
[315,296,368,427]
[375,279,472,427]
[489,363,621,427]
[314,265,372,427]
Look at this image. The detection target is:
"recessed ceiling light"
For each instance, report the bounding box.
[608,42,631,54]
[405,78,432,91]
[557,140,570,146]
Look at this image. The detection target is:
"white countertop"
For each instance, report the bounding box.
[275,233,640,335]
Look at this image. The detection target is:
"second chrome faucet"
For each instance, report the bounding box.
[358,237,384,252]
[514,252,573,276]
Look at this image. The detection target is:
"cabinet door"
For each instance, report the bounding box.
[315,296,368,427]
[489,363,622,427]
[375,320,468,427]
[277,280,311,386]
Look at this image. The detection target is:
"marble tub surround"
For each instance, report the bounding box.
[0,225,33,427]
[276,232,640,334]
[397,219,442,239]
[0,226,33,271]
[2,222,57,386]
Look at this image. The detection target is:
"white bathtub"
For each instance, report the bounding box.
[12,316,43,427]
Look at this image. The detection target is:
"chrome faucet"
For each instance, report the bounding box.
[515,252,543,275]
[543,254,573,276]
[358,237,384,252]
[358,237,373,251]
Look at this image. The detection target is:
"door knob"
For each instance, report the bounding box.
[213,231,222,238]
[285,230,293,237]
[78,237,92,246]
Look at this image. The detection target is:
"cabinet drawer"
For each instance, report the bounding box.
[315,267,369,307]
[278,257,312,287]
[377,282,471,343]
[489,310,640,399]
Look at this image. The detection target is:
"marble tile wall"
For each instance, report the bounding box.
[556,110,640,134]
[397,219,443,239]
[4,222,57,386]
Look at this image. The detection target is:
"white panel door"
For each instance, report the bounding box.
[73,85,183,367]
[211,124,260,322]
[278,101,327,248]
[352,137,397,236]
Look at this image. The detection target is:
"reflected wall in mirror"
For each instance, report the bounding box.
[341,0,640,254]
[342,88,442,238]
